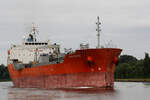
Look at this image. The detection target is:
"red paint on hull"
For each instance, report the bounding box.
[12,72,114,89]
[8,48,122,89]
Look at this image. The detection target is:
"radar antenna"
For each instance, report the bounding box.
[96,16,101,48]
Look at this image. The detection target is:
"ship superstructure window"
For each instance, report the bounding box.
[25,43,48,45]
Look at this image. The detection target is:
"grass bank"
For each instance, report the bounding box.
[115,79,150,82]
[0,79,11,82]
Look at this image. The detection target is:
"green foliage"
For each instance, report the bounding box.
[143,53,150,77]
[0,64,10,80]
[119,55,137,64]
[115,53,150,79]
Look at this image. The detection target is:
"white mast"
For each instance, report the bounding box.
[31,22,39,42]
[96,16,101,48]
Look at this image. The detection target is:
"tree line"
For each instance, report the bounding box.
[115,53,150,79]
[0,64,10,81]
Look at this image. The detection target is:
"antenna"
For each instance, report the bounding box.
[96,16,101,48]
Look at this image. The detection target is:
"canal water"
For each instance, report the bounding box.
[0,82,150,100]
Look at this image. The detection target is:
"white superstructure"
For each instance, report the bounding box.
[8,25,60,64]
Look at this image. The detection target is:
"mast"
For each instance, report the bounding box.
[96,16,101,48]
[31,22,39,42]
[32,23,36,35]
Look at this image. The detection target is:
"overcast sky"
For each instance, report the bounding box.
[0,0,150,65]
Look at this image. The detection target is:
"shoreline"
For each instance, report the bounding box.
[0,79,11,82]
[115,79,150,82]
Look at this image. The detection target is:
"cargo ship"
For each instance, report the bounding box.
[8,17,122,89]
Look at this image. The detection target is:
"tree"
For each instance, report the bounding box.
[115,54,149,79]
[143,53,150,77]
[119,55,137,64]
[0,64,10,80]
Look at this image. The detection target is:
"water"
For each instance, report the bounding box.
[0,82,150,100]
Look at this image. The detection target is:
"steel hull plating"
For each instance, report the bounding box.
[8,48,122,89]
[10,72,114,89]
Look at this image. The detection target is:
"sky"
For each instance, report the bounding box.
[0,0,150,65]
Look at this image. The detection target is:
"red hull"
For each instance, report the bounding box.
[8,48,122,89]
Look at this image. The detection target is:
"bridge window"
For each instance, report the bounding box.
[25,42,48,45]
